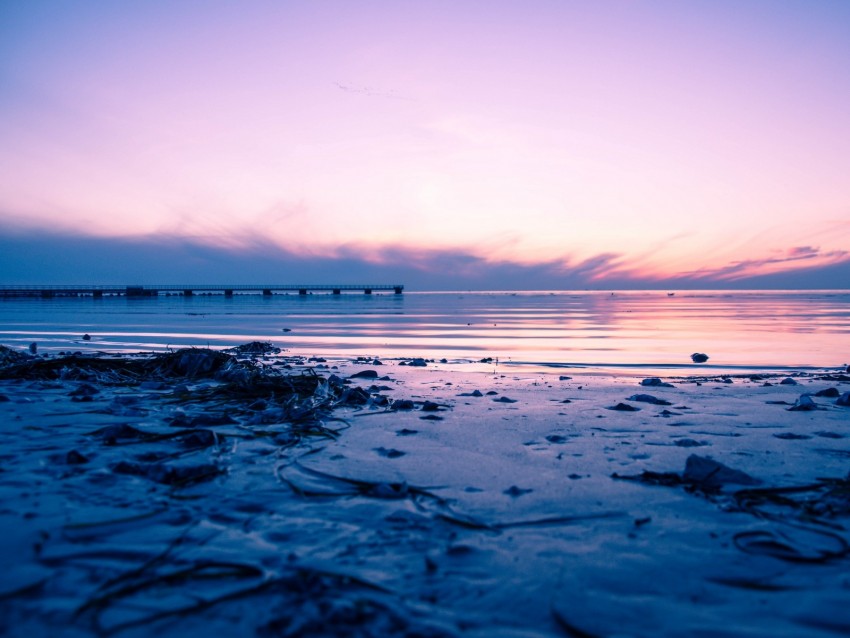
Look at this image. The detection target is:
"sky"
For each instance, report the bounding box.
[1,0,849,289]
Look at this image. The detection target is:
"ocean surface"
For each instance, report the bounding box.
[1,290,848,373]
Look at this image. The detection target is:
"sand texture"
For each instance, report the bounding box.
[1,347,849,637]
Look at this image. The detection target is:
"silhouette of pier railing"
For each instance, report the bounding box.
[0,284,404,298]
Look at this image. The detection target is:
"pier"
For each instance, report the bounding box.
[0,284,404,298]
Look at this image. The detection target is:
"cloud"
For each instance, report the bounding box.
[676,245,850,282]
[0,227,848,290]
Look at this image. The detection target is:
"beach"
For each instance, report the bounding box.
[1,345,849,636]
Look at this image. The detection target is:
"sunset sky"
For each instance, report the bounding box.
[1,1,849,288]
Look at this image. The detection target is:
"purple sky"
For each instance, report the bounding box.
[1,1,849,288]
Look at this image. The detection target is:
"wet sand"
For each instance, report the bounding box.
[1,348,849,637]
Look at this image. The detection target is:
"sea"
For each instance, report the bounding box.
[1,290,848,374]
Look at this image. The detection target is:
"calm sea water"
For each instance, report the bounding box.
[1,290,848,372]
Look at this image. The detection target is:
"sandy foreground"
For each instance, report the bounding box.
[1,346,849,637]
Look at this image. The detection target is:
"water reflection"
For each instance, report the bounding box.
[1,290,847,368]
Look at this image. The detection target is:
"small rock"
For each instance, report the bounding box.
[608,403,640,411]
[391,399,416,410]
[627,394,672,406]
[408,358,427,367]
[773,432,812,440]
[503,485,532,497]
[458,389,483,397]
[690,353,709,363]
[787,395,817,411]
[421,401,442,412]
[66,450,89,464]
[674,438,705,447]
[493,396,517,403]
[69,383,99,397]
[396,429,419,436]
[546,434,567,444]
[350,369,379,379]
[814,388,840,398]
[683,454,760,488]
[836,392,850,407]
[28,342,37,355]
[641,378,674,388]
[82,334,91,341]
[374,447,406,459]
[779,377,798,386]
[559,376,572,381]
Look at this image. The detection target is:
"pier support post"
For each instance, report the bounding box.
[263,289,272,296]
[183,290,193,297]
[93,290,103,299]
[41,290,54,299]
[364,289,372,295]
[299,289,307,295]
[332,289,341,295]
[224,289,233,297]
[394,286,403,294]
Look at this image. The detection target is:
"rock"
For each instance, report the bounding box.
[674,438,705,448]
[641,378,674,388]
[458,389,483,397]
[227,341,280,355]
[773,432,812,440]
[815,387,840,398]
[68,383,99,397]
[608,402,640,411]
[627,394,672,406]
[66,450,89,464]
[779,377,798,385]
[339,386,370,406]
[559,376,572,381]
[546,434,567,444]
[493,396,517,403]
[350,369,379,379]
[374,447,406,459]
[112,461,221,485]
[408,358,427,367]
[391,399,416,410]
[82,334,91,341]
[420,401,442,412]
[682,454,760,488]
[690,352,709,363]
[787,395,817,411]
[503,485,533,497]
[28,342,37,355]
[836,392,850,407]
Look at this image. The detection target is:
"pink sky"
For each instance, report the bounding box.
[1,1,849,285]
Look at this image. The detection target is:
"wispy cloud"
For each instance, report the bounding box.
[678,245,850,282]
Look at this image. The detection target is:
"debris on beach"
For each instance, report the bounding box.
[690,352,709,363]
[225,341,281,356]
[0,345,30,366]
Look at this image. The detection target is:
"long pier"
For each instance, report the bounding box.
[0,284,404,298]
